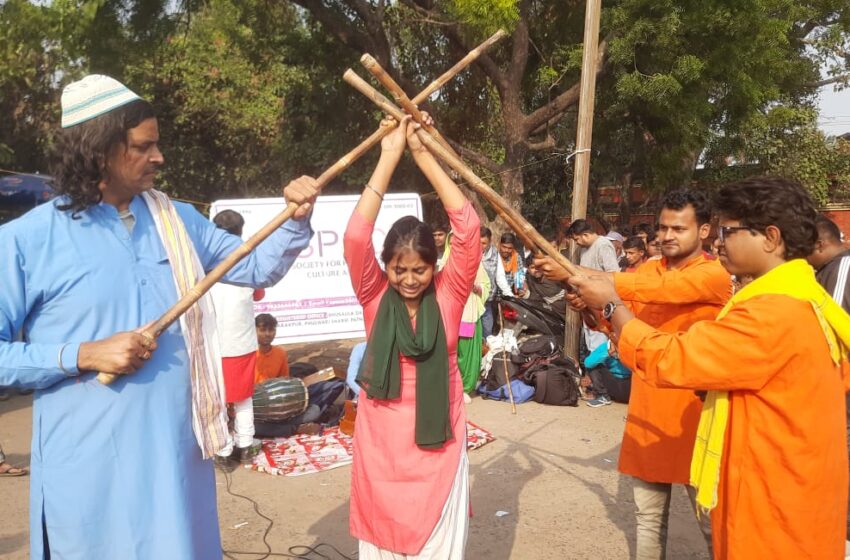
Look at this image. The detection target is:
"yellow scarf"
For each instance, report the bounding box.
[690,259,850,514]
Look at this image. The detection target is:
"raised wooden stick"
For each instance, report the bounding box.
[360,54,460,159]
[357,55,544,259]
[343,69,580,278]
[413,30,508,102]
[97,31,508,385]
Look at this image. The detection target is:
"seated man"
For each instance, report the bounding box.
[346,341,367,400]
[583,340,631,405]
[252,314,344,438]
[0,442,27,477]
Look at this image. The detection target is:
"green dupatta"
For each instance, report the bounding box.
[356,283,452,449]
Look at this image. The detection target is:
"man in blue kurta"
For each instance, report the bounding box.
[0,75,318,559]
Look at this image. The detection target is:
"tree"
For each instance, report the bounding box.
[702,105,850,205]
[288,0,850,231]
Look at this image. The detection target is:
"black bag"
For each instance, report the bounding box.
[289,362,319,379]
[522,357,581,406]
[512,335,562,367]
[518,334,561,361]
[485,358,520,391]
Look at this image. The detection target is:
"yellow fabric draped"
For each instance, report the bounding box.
[690,259,850,514]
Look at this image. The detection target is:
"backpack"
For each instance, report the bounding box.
[477,378,535,403]
[484,357,520,391]
[522,357,581,406]
[513,335,562,366]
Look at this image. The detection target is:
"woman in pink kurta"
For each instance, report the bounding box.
[343,116,481,558]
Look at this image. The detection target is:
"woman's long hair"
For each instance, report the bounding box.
[49,99,156,217]
[381,216,439,267]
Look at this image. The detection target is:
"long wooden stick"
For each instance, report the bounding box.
[97,31,508,385]
[342,69,580,277]
[360,54,460,159]
[344,69,603,332]
[355,57,541,258]
[498,302,517,415]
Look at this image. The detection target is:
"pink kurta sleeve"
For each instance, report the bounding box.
[438,202,482,304]
[344,209,388,307]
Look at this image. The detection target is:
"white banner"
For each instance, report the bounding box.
[210,194,422,344]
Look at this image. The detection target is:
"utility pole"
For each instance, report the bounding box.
[565,0,603,359]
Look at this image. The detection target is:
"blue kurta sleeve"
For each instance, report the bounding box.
[176,202,314,288]
[0,227,80,389]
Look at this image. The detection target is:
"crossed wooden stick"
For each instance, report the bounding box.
[99,29,586,386]
[97,30,509,384]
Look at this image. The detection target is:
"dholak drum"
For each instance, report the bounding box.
[252,378,309,422]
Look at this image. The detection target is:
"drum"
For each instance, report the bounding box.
[252,378,309,422]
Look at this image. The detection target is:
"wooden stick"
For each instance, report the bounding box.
[498,302,517,415]
[97,31,508,385]
[360,54,460,159]
[343,70,604,332]
[342,69,580,277]
[412,29,508,103]
[357,54,546,263]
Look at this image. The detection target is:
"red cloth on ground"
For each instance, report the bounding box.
[222,351,257,402]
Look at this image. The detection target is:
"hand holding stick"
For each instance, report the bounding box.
[96,30,508,385]
[343,67,607,332]
[342,68,581,278]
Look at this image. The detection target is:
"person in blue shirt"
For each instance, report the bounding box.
[583,340,632,405]
[0,75,318,559]
[346,341,367,398]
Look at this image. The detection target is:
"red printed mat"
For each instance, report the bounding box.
[248,421,495,477]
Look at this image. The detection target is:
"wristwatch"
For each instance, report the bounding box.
[602,301,620,321]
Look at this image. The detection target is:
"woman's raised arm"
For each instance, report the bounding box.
[352,117,408,222]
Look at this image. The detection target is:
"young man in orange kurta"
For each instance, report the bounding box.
[549,190,730,559]
[569,177,849,559]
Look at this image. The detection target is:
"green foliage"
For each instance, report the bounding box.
[703,105,850,205]
[1,0,848,222]
[447,0,520,36]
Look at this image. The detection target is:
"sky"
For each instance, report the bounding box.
[817,84,850,137]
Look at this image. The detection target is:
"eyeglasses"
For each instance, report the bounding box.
[717,225,753,243]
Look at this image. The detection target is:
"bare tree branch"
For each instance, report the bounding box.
[808,74,850,88]
[426,11,510,97]
[527,134,557,152]
[290,0,379,58]
[506,0,532,89]
[523,38,609,133]
[446,137,505,175]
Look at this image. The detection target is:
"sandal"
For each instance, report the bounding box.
[0,462,28,477]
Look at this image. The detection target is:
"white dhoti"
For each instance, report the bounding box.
[358,451,470,560]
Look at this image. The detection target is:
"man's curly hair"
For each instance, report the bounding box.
[714,176,817,260]
[49,99,156,217]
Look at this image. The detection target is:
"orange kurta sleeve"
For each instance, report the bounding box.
[614,257,730,305]
[619,295,785,391]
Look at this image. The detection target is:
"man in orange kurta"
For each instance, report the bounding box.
[568,177,849,559]
[549,190,730,559]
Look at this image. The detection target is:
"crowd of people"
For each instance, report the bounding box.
[2,73,850,560]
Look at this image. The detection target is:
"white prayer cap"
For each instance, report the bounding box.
[605,231,625,243]
[61,75,142,128]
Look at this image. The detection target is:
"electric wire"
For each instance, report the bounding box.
[217,463,357,560]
